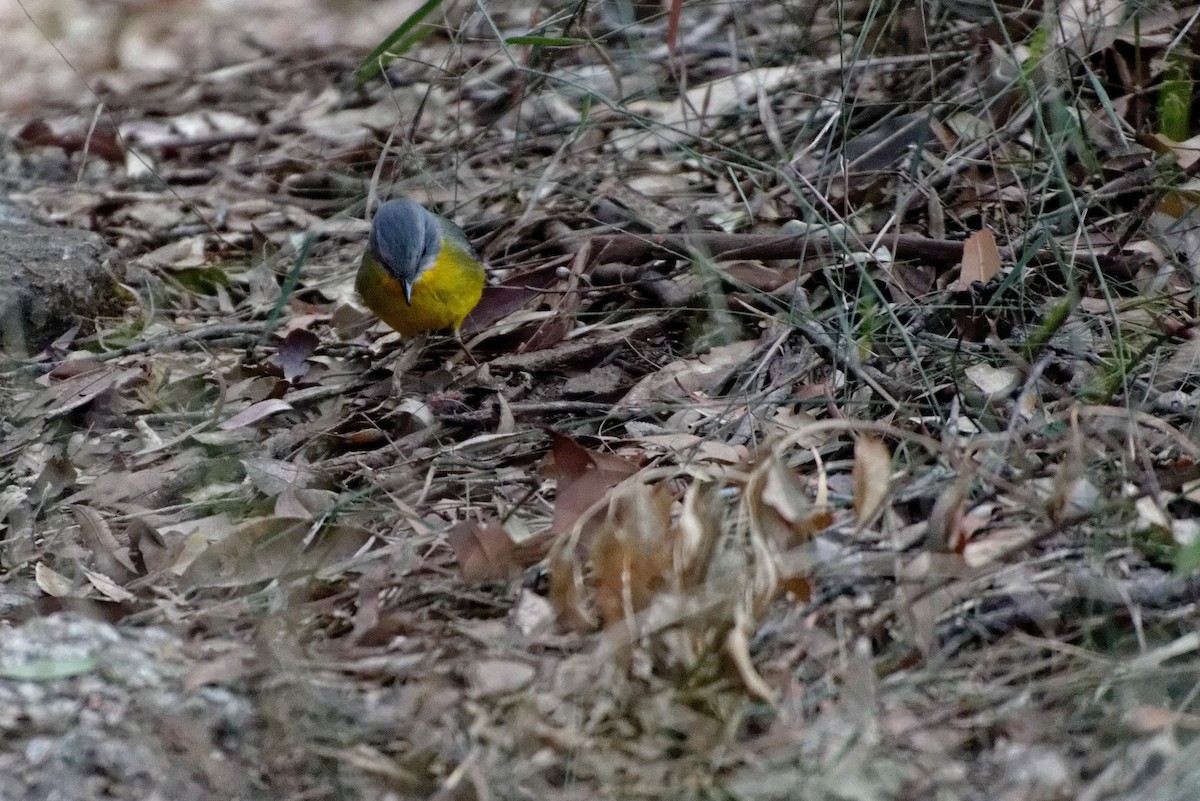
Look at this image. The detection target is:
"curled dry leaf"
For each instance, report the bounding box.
[547,451,824,701]
[1038,406,1100,523]
[925,471,974,553]
[589,481,674,628]
[548,477,672,632]
[962,526,1038,568]
[672,480,721,589]
[35,561,78,598]
[852,435,892,528]
[744,450,831,550]
[83,568,137,603]
[725,615,775,703]
[448,515,517,583]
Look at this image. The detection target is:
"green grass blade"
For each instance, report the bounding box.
[1158,51,1193,142]
[503,36,584,47]
[352,0,446,88]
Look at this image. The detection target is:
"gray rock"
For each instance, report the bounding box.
[0,614,264,801]
[0,223,128,355]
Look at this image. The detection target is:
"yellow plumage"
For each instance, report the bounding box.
[355,199,486,336]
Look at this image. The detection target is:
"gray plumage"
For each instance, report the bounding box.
[368,199,478,303]
[368,199,443,296]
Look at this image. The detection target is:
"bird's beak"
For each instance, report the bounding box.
[402,280,414,305]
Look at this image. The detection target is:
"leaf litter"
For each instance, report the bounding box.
[1,0,1200,799]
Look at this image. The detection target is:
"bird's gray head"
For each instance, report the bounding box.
[368,199,443,303]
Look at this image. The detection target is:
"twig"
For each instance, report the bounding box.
[588,229,1143,276]
[438,400,636,426]
[92,324,266,361]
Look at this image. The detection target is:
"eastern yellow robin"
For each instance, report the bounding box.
[355,198,486,336]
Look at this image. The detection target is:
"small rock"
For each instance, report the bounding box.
[0,222,128,354]
[467,659,536,698]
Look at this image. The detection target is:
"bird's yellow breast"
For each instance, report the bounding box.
[356,238,485,336]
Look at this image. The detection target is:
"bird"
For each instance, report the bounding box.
[355,198,486,336]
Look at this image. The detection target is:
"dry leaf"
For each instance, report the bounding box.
[965,363,1019,397]
[20,362,140,421]
[962,526,1038,567]
[1046,406,1086,522]
[544,433,641,537]
[745,451,829,549]
[274,328,319,381]
[590,481,674,628]
[672,481,720,589]
[242,457,313,495]
[35,561,78,598]
[548,538,594,632]
[547,462,788,700]
[619,339,757,406]
[952,227,1001,290]
[448,516,517,582]
[125,519,171,575]
[219,399,294,430]
[925,472,973,553]
[82,568,137,602]
[180,517,373,589]
[724,621,775,703]
[170,531,211,577]
[852,436,892,528]
[72,505,137,579]
[466,659,536,698]
[183,652,253,691]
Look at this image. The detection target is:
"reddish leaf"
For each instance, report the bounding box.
[448,516,517,582]
[544,433,641,536]
[460,263,563,336]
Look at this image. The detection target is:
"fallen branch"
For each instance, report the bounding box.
[589,230,1153,277]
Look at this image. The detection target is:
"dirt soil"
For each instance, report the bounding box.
[2,1,1200,800]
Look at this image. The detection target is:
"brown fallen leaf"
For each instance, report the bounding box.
[925,471,974,553]
[72,505,138,580]
[744,451,831,549]
[448,515,517,582]
[21,361,142,421]
[547,458,792,700]
[466,658,536,698]
[589,481,674,628]
[219,399,293,430]
[543,432,641,537]
[619,339,758,406]
[852,435,892,528]
[952,227,1002,290]
[35,561,79,598]
[180,517,374,589]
